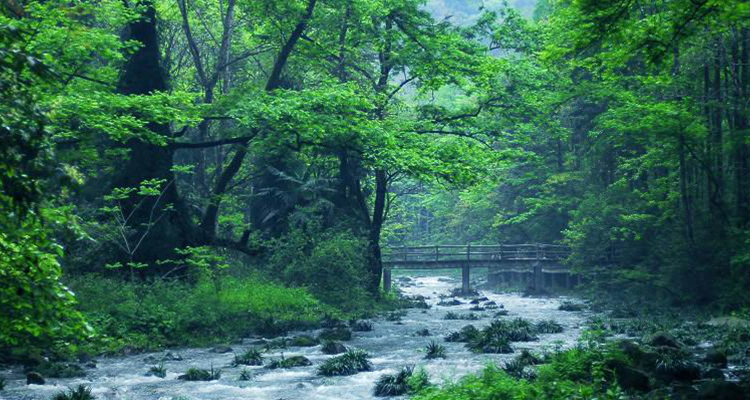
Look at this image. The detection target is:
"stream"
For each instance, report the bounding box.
[1,274,587,400]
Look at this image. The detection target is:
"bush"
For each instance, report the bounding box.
[177,367,221,381]
[445,325,480,343]
[232,349,263,366]
[318,349,372,376]
[52,385,95,400]
[267,227,373,311]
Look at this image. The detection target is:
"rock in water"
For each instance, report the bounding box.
[26,372,45,385]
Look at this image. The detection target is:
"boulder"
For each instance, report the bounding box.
[291,335,319,347]
[703,368,725,380]
[318,328,352,341]
[697,380,745,400]
[26,372,45,385]
[704,349,728,368]
[211,345,233,354]
[605,359,650,392]
[648,332,681,349]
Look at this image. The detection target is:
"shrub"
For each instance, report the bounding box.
[232,349,263,366]
[424,341,447,359]
[147,364,166,378]
[265,355,311,369]
[177,367,221,381]
[52,385,95,400]
[267,227,372,311]
[318,349,372,376]
[535,319,564,334]
[373,366,429,397]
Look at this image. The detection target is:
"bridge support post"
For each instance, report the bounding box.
[533,262,544,291]
[383,268,392,293]
[462,264,470,294]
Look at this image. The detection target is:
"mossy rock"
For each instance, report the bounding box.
[322,341,347,355]
[318,328,352,341]
[604,359,650,392]
[704,349,728,368]
[647,332,681,349]
[266,356,311,369]
[26,372,45,385]
[290,335,319,347]
[697,380,745,400]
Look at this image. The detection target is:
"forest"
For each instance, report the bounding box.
[2,0,750,399]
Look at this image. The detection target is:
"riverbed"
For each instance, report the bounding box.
[1,274,587,400]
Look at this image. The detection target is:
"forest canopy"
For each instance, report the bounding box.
[2,0,750,365]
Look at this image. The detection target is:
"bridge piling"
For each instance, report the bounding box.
[383,267,392,293]
[533,262,544,291]
[462,264,471,294]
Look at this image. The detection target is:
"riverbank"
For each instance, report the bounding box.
[0,275,588,399]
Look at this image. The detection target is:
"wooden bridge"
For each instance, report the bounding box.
[381,244,577,294]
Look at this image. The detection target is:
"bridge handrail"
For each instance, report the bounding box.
[382,243,571,264]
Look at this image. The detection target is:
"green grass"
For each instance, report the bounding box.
[424,341,447,359]
[318,349,372,376]
[147,364,166,378]
[177,367,221,381]
[67,274,331,354]
[52,385,95,400]
[373,366,430,396]
[232,349,263,366]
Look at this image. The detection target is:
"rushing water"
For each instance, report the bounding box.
[1,274,587,400]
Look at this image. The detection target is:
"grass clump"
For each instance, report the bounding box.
[445,325,480,343]
[318,349,372,376]
[290,335,319,347]
[373,366,430,397]
[238,369,252,381]
[0,377,5,390]
[232,349,263,366]
[535,319,564,334]
[424,341,447,359]
[415,328,431,337]
[52,385,95,400]
[177,367,221,381]
[146,364,166,378]
[464,319,539,354]
[444,312,479,321]
[265,355,311,369]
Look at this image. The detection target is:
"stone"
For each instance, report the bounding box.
[164,352,183,361]
[290,335,319,347]
[648,332,680,348]
[85,362,97,369]
[703,368,725,380]
[704,349,728,368]
[26,372,45,385]
[211,345,233,354]
[318,328,352,341]
[697,380,745,400]
[605,359,650,392]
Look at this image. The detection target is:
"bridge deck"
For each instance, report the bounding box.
[382,244,569,268]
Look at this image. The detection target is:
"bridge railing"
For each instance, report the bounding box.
[382,244,570,264]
